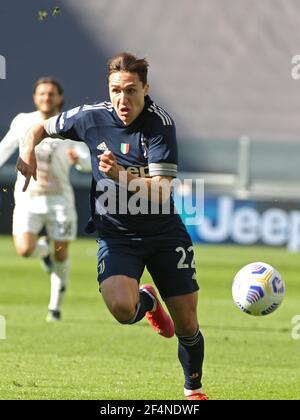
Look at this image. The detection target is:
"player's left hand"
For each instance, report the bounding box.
[98,151,120,181]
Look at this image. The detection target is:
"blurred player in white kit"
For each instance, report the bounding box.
[0,77,91,322]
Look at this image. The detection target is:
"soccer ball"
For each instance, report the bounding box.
[232,262,285,316]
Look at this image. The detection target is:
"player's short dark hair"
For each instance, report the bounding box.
[33,77,64,95]
[107,52,149,86]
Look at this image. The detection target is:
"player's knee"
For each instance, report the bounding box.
[176,325,199,337]
[109,300,136,324]
[174,317,199,337]
[16,246,34,258]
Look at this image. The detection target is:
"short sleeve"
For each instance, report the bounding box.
[148,124,178,178]
[44,106,84,141]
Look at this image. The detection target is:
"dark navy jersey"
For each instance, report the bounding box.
[44,95,187,238]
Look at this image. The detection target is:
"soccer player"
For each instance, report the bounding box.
[16,53,208,400]
[0,77,91,322]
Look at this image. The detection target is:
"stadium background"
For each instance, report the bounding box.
[1,0,300,250]
[1,0,300,401]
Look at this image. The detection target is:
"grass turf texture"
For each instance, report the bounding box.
[0,235,299,400]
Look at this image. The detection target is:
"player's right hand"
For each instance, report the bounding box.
[16,152,37,192]
[67,148,79,165]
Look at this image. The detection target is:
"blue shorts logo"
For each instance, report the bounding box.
[98,260,105,275]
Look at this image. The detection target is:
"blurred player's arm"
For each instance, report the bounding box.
[0,114,23,167]
[17,108,85,191]
[67,143,91,173]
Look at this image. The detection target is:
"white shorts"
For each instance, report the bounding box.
[13,199,77,241]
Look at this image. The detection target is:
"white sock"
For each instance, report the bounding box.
[184,388,203,397]
[48,259,70,312]
[31,237,50,259]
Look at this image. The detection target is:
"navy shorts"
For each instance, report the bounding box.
[96,234,199,299]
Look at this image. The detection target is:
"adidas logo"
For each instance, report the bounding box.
[97,141,108,152]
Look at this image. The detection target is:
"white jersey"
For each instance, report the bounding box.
[0,111,91,213]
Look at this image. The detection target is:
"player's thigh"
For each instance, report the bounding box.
[97,239,145,313]
[100,275,140,319]
[46,205,77,242]
[164,292,199,336]
[147,241,199,301]
[13,208,44,255]
[13,232,38,256]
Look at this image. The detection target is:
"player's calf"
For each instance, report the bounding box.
[177,328,205,395]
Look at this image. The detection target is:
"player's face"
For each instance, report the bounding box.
[33,83,63,116]
[109,72,149,125]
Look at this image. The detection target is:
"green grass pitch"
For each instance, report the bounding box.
[0,235,299,400]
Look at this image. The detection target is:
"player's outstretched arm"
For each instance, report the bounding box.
[0,129,19,168]
[0,113,25,167]
[16,123,48,192]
